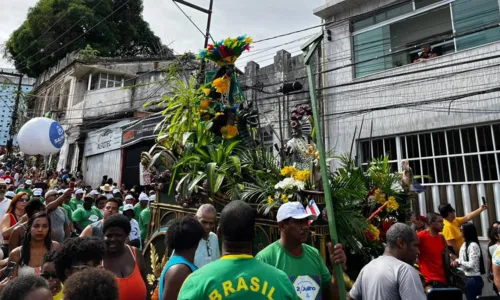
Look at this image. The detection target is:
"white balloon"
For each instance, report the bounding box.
[17,117,65,155]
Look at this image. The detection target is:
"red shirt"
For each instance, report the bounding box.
[417,230,446,283]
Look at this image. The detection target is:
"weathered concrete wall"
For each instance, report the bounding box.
[240,50,320,152]
[83,88,132,118]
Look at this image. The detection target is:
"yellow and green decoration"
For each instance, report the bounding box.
[196,35,253,139]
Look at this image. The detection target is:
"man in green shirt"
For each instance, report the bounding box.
[178,200,297,300]
[69,189,85,212]
[15,179,33,195]
[72,196,103,233]
[139,195,154,242]
[133,192,148,221]
[256,201,346,300]
[59,189,73,222]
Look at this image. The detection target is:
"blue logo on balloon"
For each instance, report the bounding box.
[49,122,65,149]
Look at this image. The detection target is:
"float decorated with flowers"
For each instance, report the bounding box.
[139,34,414,297]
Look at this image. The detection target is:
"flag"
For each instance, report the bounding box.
[306,199,320,225]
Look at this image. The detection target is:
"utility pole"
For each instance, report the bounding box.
[172,0,214,84]
[0,71,24,154]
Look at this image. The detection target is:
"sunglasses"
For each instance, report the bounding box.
[41,272,58,280]
[19,198,29,202]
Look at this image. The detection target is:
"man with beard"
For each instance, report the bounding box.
[80,198,120,238]
[256,201,347,300]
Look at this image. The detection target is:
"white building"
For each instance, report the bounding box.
[314,0,500,238]
[31,52,190,186]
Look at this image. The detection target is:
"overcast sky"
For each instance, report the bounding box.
[0,0,324,72]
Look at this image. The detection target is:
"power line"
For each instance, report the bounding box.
[172,1,207,39]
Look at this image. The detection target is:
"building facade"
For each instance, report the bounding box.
[313,0,500,239]
[30,51,190,186]
[0,69,35,146]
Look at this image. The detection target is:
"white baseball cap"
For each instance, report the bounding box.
[123,204,134,211]
[138,192,149,201]
[112,189,121,194]
[25,180,32,185]
[5,191,15,198]
[276,201,318,222]
[90,190,99,196]
[125,195,135,201]
[33,189,42,197]
[75,189,84,195]
[57,189,64,194]
[4,178,11,184]
[149,195,156,202]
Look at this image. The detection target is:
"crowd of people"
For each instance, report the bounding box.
[0,156,498,300]
[0,160,157,300]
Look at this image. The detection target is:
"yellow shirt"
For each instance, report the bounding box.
[443,216,465,250]
[53,285,63,300]
[49,178,58,189]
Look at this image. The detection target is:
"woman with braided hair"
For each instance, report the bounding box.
[8,211,59,277]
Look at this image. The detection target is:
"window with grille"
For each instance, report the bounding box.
[360,123,500,184]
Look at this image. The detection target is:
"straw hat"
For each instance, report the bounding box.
[100,184,113,192]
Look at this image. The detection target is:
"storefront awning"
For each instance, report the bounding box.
[121,115,164,148]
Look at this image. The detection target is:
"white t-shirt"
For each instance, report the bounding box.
[350,255,425,300]
[0,198,11,243]
[171,231,221,268]
[194,232,221,268]
[129,219,140,242]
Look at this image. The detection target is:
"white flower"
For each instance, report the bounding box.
[274,177,305,191]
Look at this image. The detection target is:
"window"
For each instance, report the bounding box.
[99,73,123,89]
[453,0,500,51]
[259,127,274,154]
[360,123,500,184]
[352,0,500,77]
[359,137,398,172]
[353,2,413,31]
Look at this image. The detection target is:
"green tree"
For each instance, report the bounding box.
[4,0,163,77]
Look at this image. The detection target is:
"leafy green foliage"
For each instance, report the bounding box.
[153,75,202,149]
[77,44,100,62]
[5,0,163,77]
[173,123,244,200]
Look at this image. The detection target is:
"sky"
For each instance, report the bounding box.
[0,0,324,72]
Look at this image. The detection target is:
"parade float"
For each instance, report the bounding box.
[140,33,414,296]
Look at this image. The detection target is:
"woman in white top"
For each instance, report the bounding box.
[451,222,485,300]
[9,212,59,277]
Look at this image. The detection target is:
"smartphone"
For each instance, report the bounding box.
[0,262,16,281]
[482,196,487,206]
[69,182,75,190]
[427,288,462,300]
